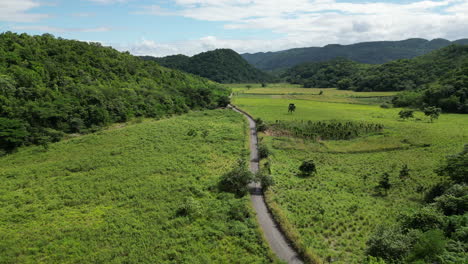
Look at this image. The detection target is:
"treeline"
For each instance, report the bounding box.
[283,58,369,88]
[0,32,230,152]
[283,45,468,113]
[142,49,273,83]
[366,146,467,264]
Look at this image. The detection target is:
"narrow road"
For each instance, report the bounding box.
[229,105,303,264]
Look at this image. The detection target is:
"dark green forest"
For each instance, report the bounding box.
[0,32,230,152]
[142,49,273,83]
[283,58,369,88]
[282,45,468,113]
[242,38,468,71]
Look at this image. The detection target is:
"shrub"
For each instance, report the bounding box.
[436,145,468,184]
[434,184,468,215]
[366,225,413,262]
[400,207,446,232]
[258,144,270,159]
[255,172,275,191]
[255,118,267,132]
[380,103,390,109]
[375,172,392,196]
[407,229,447,263]
[399,164,410,180]
[398,109,414,120]
[423,106,442,122]
[299,160,317,177]
[261,83,267,87]
[219,160,254,197]
[187,129,198,137]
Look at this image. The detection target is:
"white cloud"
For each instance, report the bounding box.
[132,0,468,56]
[86,0,129,4]
[0,0,48,22]
[13,25,112,33]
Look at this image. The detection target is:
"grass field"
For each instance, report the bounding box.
[0,110,273,264]
[227,84,397,105]
[231,85,468,263]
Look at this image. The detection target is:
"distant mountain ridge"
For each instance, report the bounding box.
[141,49,272,83]
[242,38,468,71]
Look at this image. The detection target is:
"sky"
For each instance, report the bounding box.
[1,0,468,57]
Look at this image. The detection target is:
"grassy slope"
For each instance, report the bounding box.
[0,110,272,264]
[232,86,468,263]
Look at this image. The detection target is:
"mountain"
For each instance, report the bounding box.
[142,49,272,83]
[242,38,468,71]
[283,58,371,88]
[0,32,230,152]
[345,45,468,113]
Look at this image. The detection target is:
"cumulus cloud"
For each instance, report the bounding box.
[0,0,48,22]
[132,0,468,56]
[13,25,112,33]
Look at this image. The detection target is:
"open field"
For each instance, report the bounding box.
[0,110,273,264]
[227,84,397,105]
[231,85,468,263]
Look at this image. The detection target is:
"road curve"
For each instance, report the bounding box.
[229,105,303,264]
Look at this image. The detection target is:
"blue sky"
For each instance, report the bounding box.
[1,0,467,56]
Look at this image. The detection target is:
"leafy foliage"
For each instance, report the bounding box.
[299,160,317,177]
[219,160,254,197]
[0,32,230,151]
[283,58,368,88]
[143,49,273,83]
[271,120,384,140]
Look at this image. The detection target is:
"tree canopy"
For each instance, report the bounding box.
[0,32,230,152]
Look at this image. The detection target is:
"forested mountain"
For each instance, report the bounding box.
[0,32,230,152]
[242,38,468,71]
[283,58,370,88]
[142,49,272,83]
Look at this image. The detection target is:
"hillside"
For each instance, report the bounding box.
[348,45,468,113]
[142,49,272,83]
[283,58,371,88]
[242,38,468,71]
[0,32,230,152]
[0,110,273,263]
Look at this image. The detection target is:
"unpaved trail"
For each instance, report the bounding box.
[229,105,303,264]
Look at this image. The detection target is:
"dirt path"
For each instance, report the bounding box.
[229,105,303,264]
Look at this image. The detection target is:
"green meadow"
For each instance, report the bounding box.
[0,110,273,264]
[231,85,468,263]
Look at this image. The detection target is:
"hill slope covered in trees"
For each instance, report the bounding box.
[242,38,468,71]
[142,49,272,83]
[0,32,230,152]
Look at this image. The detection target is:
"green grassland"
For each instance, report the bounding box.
[229,84,397,105]
[0,110,273,264]
[231,85,467,263]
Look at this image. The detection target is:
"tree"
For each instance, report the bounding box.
[0,118,29,152]
[288,103,296,113]
[261,82,267,87]
[255,172,275,191]
[376,172,392,195]
[366,225,412,262]
[436,144,468,184]
[398,109,414,120]
[258,143,270,159]
[219,160,254,197]
[255,118,267,132]
[399,164,410,180]
[423,106,441,122]
[299,160,317,177]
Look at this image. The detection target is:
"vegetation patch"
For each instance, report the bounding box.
[270,120,384,141]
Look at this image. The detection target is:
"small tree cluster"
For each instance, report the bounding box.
[299,160,317,177]
[219,160,253,197]
[398,109,414,120]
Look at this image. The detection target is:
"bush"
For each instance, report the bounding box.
[436,145,468,184]
[400,207,446,232]
[255,118,267,132]
[258,144,270,159]
[407,229,447,263]
[366,225,413,262]
[299,160,317,177]
[255,172,275,191]
[423,106,442,122]
[219,160,254,197]
[434,184,468,215]
[398,109,414,120]
[380,103,390,109]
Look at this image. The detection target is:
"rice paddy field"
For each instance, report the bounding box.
[231,84,468,263]
[0,110,273,264]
